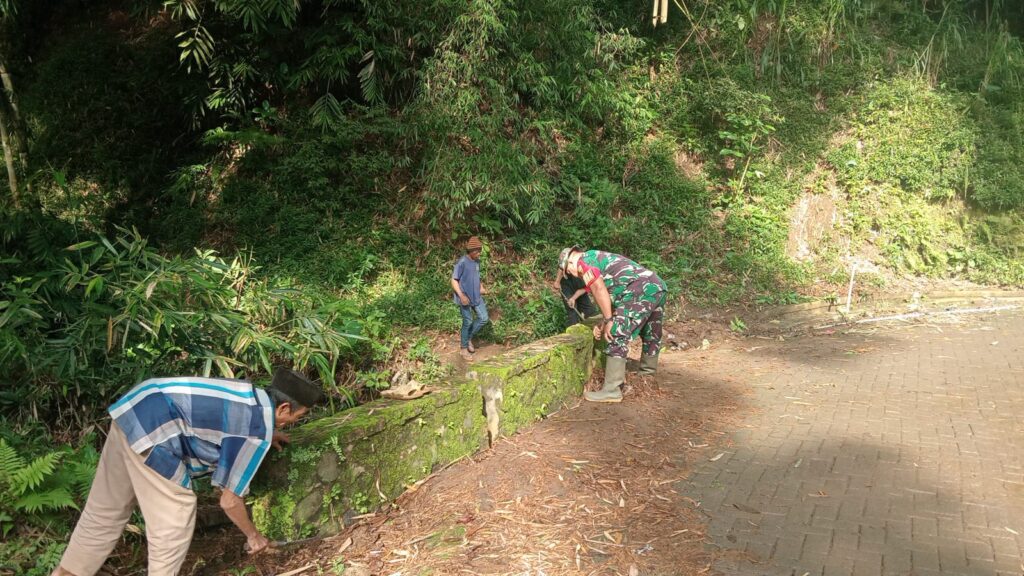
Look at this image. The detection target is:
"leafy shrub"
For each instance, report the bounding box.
[354,370,391,392]
[0,538,68,576]
[971,97,1024,210]
[1,216,367,423]
[0,437,97,537]
[22,24,194,228]
[974,213,1024,257]
[829,78,975,200]
[0,439,75,536]
[410,0,640,229]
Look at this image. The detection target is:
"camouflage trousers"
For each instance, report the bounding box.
[607,280,667,358]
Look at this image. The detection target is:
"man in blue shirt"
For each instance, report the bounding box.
[451,236,489,361]
[52,369,321,576]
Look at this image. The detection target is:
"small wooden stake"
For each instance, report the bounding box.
[276,563,315,576]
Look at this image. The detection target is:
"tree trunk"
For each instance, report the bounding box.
[0,55,26,171]
[0,103,19,207]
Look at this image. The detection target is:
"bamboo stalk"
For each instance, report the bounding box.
[0,101,19,206]
[0,56,26,171]
[659,0,668,25]
[651,0,660,27]
[844,263,857,314]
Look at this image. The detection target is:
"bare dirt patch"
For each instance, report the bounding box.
[674,148,705,181]
[786,168,840,264]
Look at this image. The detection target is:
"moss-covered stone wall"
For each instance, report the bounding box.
[249,325,594,538]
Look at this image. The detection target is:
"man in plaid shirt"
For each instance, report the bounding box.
[51,369,321,576]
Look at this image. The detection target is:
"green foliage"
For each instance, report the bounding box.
[355,370,390,391]
[407,0,645,228]
[162,0,451,119]
[0,440,73,530]
[876,191,963,274]
[0,538,68,576]
[407,337,434,363]
[7,0,1020,346]
[0,437,96,538]
[394,336,449,384]
[351,491,372,514]
[155,0,650,230]
[718,104,777,162]
[689,0,877,86]
[251,491,299,540]
[729,317,747,333]
[829,78,975,201]
[21,24,195,227]
[971,97,1024,210]
[1,214,366,423]
[974,213,1024,258]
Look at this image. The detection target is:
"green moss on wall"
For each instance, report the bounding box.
[249,326,594,538]
[251,492,298,540]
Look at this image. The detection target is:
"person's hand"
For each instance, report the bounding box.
[567,295,579,308]
[602,320,613,341]
[271,431,290,451]
[480,286,488,295]
[246,533,271,555]
[592,324,602,339]
[459,294,470,305]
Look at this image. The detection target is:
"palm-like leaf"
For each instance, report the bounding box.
[15,487,78,513]
[0,439,25,482]
[10,451,63,495]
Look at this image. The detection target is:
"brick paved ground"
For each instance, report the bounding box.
[680,311,1024,576]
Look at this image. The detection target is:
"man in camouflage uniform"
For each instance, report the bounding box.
[558,246,667,402]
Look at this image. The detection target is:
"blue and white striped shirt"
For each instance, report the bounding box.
[108,377,275,497]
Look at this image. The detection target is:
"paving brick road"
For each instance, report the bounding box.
[680,311,1024,576]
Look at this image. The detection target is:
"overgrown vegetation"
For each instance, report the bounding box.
[0,433,99,575]
[1,209,369,424]
[1,0,1023,570]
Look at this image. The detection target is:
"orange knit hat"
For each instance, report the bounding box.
[466,236,482,251]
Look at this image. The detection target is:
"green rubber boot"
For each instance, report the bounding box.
[639,354,659,375]
[585,356,626,403]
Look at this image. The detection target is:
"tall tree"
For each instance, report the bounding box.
[0,55,26,171]
[0,0,22,205]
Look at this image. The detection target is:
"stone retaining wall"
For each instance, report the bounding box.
[250,325,594,539]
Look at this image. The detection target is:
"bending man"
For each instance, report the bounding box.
[558,246,667,403]
[553,267,598,327]
[52,368,322,576]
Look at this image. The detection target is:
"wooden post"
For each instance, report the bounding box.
[844,262,857,314]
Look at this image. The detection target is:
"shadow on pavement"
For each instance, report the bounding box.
[685,437,1021,576]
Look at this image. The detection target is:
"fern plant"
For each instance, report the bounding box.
[0,438,83,537]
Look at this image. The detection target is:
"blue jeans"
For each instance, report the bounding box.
[459,301,489,349]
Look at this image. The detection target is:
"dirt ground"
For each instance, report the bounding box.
[175,323,750,576]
